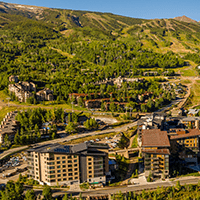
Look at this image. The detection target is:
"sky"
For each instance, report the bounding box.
[2,0,200,21]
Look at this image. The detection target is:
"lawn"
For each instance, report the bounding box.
[131,133,138,148]
[180,69,197,76]
[185,81,200,107]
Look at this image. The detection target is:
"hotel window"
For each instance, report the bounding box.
[62,156,65,159]
[74,160,77,162]
[69,169,72,172]
[57,157,60,160]
[74,164,78,167]
[57,174,61,177]
[68,160,72,163]
[57,170,61,173]
[88,158,92,161]
[63,178,66,181]
[74,168,78,171]
[69,178,73,180]
[63,169,66,172]
[58,179,61,181]
[57,161,60,164]
[88,162,92,165]
[89,171,92,174]
[88,167,92,169]
[63,165,66,168]
[68,156,72,159]
[62,161,65,164]
[68,165,72,168]
[74,155,77,158]
[68,173,73,176]
[63,174,66,177]
[75,172,78,175]
[57,166,61,168]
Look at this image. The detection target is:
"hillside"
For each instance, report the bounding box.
[0,1,200,107]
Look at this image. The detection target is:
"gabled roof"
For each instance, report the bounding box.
[142,129,170,147]
[142,149,170,155]
[170,129,200,140]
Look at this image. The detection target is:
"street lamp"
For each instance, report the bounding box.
[6,97,11,107]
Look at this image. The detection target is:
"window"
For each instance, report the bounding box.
[75,177,78,179]
[68,173,73,176]
[63,174,66,176]
[68,165,72,168]
[68,160,72,163]
[88,167,92,169]
[57,166,61,168]
[88,158,92,161]
[88,162,92,165]
[47,175,55,178]
[63,165,66,168]
[89,171,92,174]
[57,174,61,177]
[57,157,60,160]
[74,160,77,162]
[63,178,66,181]
[62,156,65,159]
[69,178,73,180]
[74,164,77,167]
[89,175,92,178]
[74,168,78,171]
[68,156,72,159]
[63,169,66,172]
[57,170,61,173]
[62,161,66,164]
[74,155,77,158]
[58,179,61,181]
[75,172,78,175]
[57,161,60,164]
[50,179,55,182]
[69,169,72,172]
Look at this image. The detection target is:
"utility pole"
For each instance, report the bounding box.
[71,101,74,113]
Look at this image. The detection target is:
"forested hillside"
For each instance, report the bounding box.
[0,1,199,103]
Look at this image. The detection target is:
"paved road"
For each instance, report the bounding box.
[25,177,200,198]
[0,146,28,160]
[0,121,138,160]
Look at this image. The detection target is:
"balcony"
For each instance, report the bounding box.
[153,161,159,165]
[152,157,159,161]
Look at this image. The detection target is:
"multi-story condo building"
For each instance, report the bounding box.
[179,117,200,129]
[27,143,109,186]
[170,129,200,165]
[142,129,170,179]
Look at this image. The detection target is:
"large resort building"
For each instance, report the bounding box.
[142,128,200,179]
[27,143,109,186]
[142,129,170,179]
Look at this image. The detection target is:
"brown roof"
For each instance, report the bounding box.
[170,129,200,140]
[142,149,170,155]
[142,129,170,147]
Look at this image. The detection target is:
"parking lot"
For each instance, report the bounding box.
[0,153,28,183]
[84,133,121,149]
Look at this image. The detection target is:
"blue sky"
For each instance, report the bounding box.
[3,0,200,21]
